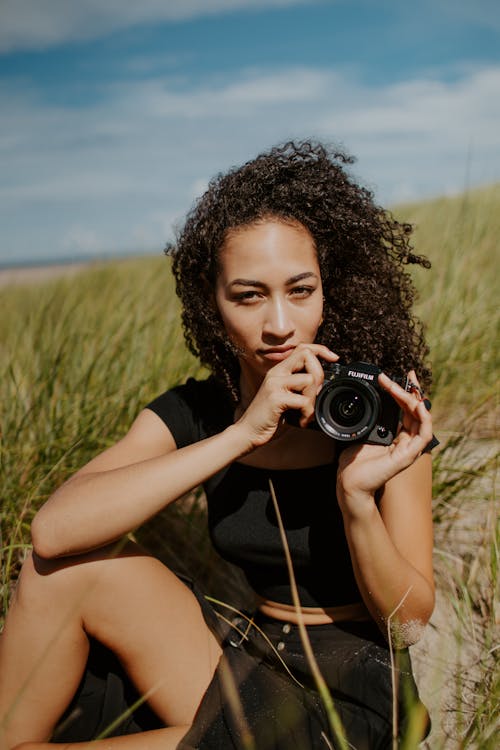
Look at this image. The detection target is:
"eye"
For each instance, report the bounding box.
[232,290,263,303]
[290,285,315,298]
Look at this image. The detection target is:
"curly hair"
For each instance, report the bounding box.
[168,140,431,401]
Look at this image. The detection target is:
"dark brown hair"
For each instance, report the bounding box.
[168,140,431,400]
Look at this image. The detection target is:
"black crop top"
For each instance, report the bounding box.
[146,377,361,607]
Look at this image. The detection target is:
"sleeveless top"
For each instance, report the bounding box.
[146,376,361,608]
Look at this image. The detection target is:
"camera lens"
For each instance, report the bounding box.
[315,377,380,441]
[330,388,366,427]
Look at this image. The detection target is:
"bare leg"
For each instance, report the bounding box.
[10,726,191,750]
[0,545,222,749]
[10,726,190,750]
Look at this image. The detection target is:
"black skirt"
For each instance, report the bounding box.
[54,579,430,749]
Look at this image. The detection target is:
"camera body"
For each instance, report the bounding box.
[315,361,408,445]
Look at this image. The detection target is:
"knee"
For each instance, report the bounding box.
[10,550,63,612]
[13,547,105,611]
[11,551,40,604]
[13,543,167,616]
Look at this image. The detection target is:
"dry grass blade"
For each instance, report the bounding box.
[268,478,349,750]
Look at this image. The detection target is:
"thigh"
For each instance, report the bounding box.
[26,544,222,731]
[71,546,223,729]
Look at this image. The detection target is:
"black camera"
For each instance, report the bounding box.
[315,361,408,445]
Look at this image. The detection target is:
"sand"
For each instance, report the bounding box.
[0,262,94,288]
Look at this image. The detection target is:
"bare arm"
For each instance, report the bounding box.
[32,344,338,560]
[339,454,434,645]
[31,410,253,558]
[336,373,435,645]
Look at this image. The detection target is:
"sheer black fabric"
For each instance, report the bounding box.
[53,578,429,749]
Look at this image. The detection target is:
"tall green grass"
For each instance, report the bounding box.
[1,184,499,747]
[396,184,499,434]
[395,185,499,748]
[0,259,204,603]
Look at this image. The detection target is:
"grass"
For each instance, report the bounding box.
[393,185,499,747]
[395,183,500,434]
[1,184,499,747]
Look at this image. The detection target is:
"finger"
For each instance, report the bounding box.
[264,372,316,411]
[301,343,339,363]
[407,369,425,401]
[280,371,317,394]
[408,369,419,384]
[390,429,431,466]
[283,369,319,426]
[395,402,433,450]
[302,348,326,393]
[378,372,423,411]
[379,373,433,440]
[278,343,338,374]
[288,348,333,424]
[281,392,316,424]
[269,345,332,389]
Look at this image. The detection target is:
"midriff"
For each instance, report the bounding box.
[257,597,370,625]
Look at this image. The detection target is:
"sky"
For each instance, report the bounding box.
[1,0,499,266]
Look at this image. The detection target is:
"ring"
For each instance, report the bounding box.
[407,381,424,400]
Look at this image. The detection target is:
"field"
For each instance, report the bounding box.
[0,184,498,747]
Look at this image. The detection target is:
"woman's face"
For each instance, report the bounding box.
[214,218,324,385]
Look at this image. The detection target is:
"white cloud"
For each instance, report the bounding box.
[108,68,342,121]
[315,66,500,201]
[1,63,499,262]
[0,0,313,52]
[1,0,497,53]
[320,71,500,142]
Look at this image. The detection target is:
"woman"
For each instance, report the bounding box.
[0,141,436,749]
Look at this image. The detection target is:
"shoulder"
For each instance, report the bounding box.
[146,376,231,421]
[145,376,233,447]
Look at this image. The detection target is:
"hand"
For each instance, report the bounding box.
[337,370,433,508]
[236,343,338,449]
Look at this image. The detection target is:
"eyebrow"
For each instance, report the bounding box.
[229,272,318,288]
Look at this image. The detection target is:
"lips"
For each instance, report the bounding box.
[258,346,295,361]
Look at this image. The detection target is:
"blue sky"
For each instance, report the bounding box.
[1,0,499,265]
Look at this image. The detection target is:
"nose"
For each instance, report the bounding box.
[262,296,295,341]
